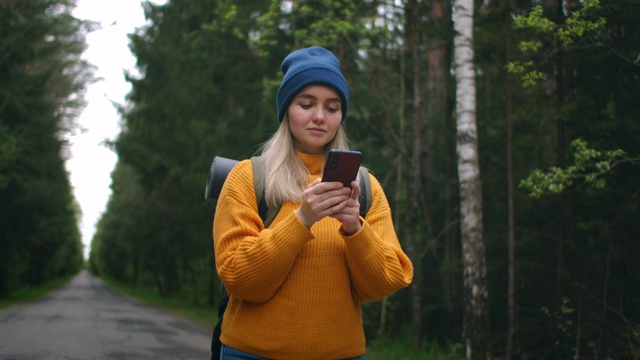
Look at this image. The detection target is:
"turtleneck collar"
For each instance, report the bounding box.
[297,151,325,175]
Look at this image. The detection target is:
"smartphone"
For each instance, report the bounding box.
[322,149,363,188]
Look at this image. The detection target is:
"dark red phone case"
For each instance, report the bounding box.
[322,150,363,188]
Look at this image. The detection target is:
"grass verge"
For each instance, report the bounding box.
[0,274,75,310]
[366,338,464,360]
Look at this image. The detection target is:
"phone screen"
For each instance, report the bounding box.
[321,150,363,188]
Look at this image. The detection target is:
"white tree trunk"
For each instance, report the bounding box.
[452,0,490,358]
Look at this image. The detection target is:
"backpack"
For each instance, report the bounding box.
[204,155,372,360]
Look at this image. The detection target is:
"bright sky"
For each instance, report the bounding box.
[68,1,165,258]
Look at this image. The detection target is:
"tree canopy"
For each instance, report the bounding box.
[0,0,90,295]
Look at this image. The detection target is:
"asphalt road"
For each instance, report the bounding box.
[0,270,213,359]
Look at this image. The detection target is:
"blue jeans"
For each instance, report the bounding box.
[220,344,365,360]
[221,344,267,359]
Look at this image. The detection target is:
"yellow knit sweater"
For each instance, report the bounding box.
[213,152,413,359]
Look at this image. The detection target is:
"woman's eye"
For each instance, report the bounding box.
[300,103,313,109]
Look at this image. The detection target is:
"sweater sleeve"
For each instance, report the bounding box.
[213,160,313,303]
[343,174,414,302]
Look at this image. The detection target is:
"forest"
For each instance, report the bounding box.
[0,1,86,297]
[1,0,639,359]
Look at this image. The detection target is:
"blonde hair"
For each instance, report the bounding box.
[258,115,350,208]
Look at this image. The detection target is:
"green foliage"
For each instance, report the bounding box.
[366,336,464,360]
[0,274,76,310]
[0,0,89,296]
[201,2,244,41]
[513,1,606,45]
[478,0,640,357]
[513,5,555,34]
[504,61,545,87]
[508,1,607,86]
[541,297,575,342]
[519,139,635,198]
[0,127,22,189]
[558,11,607,46]
[518,40,543,52]
[252,0,381,58]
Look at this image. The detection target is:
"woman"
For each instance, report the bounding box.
[213,46,413,360]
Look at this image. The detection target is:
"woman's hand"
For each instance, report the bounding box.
[329,180,362,235]
[295,179,352,228]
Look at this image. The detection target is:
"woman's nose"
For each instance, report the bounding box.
[312,108,325,123]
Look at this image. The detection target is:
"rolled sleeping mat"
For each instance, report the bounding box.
[204,156,239,200]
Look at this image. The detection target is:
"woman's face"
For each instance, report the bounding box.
[287,84,343,154]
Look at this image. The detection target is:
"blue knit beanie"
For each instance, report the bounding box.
[276,46,349,122]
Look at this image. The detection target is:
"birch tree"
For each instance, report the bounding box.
[452,0,490,358]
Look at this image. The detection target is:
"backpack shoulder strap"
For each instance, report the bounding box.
[358,166,372,218]
[250,156,280,227]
